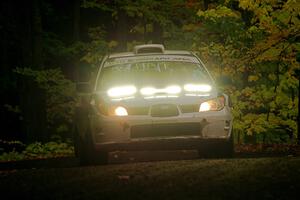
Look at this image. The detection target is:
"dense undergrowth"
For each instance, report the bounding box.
[0,140,74,162]
[1,139,299,162]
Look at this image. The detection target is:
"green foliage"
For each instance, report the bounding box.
[0,151,25,162]
[197,6,240,20]
[43,32,86,61]
[0,140,26,154]
[14,68,77,136]
[0,141,74,162]
[193,0,299,143]
[81,27,110,65]
[24,142,74,159]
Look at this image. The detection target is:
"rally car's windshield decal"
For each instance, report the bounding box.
[98,60,212,91]
[104,55,199,67]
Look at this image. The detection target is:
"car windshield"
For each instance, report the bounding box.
[97,60,212,90]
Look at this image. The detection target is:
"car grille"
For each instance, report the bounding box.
[179,104,199,113]
[131,123,202,138]
[150,104,179,117]
[126,104,199,116]
[127,106,149,115]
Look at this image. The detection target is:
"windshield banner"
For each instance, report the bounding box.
[104,55,200,67]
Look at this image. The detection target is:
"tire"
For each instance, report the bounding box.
[221,132,234,158]
[73,108,108,165]
[198,133,234,158]
[74,128,108,166]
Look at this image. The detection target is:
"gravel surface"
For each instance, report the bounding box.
[1,153,299,200]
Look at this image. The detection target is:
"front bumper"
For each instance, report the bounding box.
[94,136,230,152]
[90,107,232,149]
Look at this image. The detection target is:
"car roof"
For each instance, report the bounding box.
[108,50,193,59]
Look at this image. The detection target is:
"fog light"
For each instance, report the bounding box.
[114,106,128,116]
[199,102,211,112]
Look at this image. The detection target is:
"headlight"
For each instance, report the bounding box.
[140,87,156,95]
[184,84,212,92]
[114,106,128,116]
[107,85,137,97]
[199,96,225,112]
[140,85,181,96]
[165,85,181,94]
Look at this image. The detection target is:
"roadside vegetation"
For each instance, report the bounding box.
[0,140,74,162]
[0,0,299,157]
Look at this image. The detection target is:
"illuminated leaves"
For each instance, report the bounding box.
[194,0,299,141]
[197,6,240,21]
[248,75,259,82]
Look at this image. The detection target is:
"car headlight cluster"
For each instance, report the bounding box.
[184,84,212,92]
[107,84,212,98]
[107,85,137,97]
[140,87,156,95]
[106,84,216,115]
[108,85,183,97]
[199,96,225,112]
[140,85,181,96]
[114,106,128,116]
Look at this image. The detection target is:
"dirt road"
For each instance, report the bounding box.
[0,153,299,200]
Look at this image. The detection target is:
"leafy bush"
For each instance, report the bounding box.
[14,67,77,138]
[194,0,299,143]
[0,141,74,162]
[0,151,25,162]
[24,142,74,159]
[0,139,26,154]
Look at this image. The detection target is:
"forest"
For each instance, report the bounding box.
[0,0,299,157]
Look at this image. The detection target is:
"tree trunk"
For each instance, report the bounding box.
[203,0,209,10]
[73,0,81,82]
[298,78,300,144]
[115,8,127,51]
[73,0,81,41]
[296,50,300,144]
[18,0,47,143]
[152,21,163,44]
[32,0,43,68]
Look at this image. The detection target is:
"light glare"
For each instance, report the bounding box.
[140,85,181,95]
[114,106,128,116]
[165,85,181,94]
[184,84,212,92]
[107,86,137,97]
[199,102,211,112]
[140,87,156,95]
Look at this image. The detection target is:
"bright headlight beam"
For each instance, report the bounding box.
[199,102,211,112]
[165,85,181,94]
[107,86,137,97]
[184,84,212,92]
[140,85,181,95]
[114,106,128,116]
[140,87,156,95]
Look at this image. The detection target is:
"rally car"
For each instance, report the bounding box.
[74,44,233,165]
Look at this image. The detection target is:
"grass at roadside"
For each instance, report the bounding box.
[1,157,299,199]
[0,141,74,162]
[1,141,299,163]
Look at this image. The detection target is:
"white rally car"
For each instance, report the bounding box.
[74,44,233,165]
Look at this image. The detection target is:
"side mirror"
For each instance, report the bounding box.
[76,82,92,94]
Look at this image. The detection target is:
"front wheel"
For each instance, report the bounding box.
[198,133,234,158]
[74,128,108,165]
[220,132,234,158]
